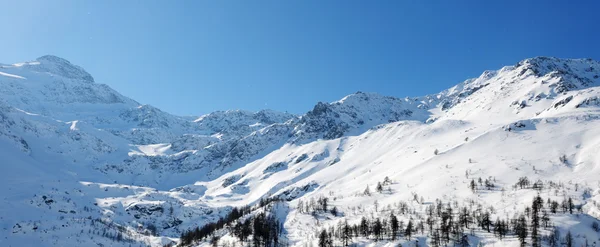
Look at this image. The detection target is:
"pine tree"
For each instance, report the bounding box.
[592,221,600,232]
[568,197,574,214]
[319,229,328,247]
[390,213,399,240]
[373,218,383,241]
[531,195,543,247]
[562,198,569,213]
[341,220,351,246]
[550,200,559,213]
[566,230,573,247]
[297,200,304,214]
[431,229,441,247]
[363,185,371,196]
[440,208,452,243]
[376,182,384,193]
[516,214,528,247]
[541,211,550,228]
[330,206,338,216]
[360,217,369,237]
[459,206,470,229]
[493,218,506,240]
[481,211,491,232]
[405,219,413,240]
[317,196,329,212]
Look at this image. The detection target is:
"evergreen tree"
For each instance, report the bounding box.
[297,200,304,214]
[517,176,530,189]
[330,206,338,216]
[459,206,470,229]
[532,179,544,192]
[317,196,329,212]
[566,230,573,247]
[341,220,351,246]
[390,213,399,240]
[493,218,507,240]
[541,211,550,228]
[562,198,569,213]
[481,211,491,232]
[319,230,328,247]
[376,182,384,193]
[516,214,528,247]
[568,197,574,214]
[426,216,435,234]
[373,218,383,241]
[431,230,441,247]
[360,217,369,237]
[550,200,559,213]
[363,185,371,196]
[531,195,543,247]
[405,219,413,240]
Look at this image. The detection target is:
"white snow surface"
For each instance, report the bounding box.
[1,56,600,246]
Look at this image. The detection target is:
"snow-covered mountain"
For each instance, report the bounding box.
[1,55,600,246]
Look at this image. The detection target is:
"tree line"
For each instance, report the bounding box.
[314,194,584,247]
[178,197,283,247]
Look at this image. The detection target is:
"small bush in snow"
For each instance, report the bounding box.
[592,221,600,232]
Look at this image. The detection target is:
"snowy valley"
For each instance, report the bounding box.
[1,55,600,247]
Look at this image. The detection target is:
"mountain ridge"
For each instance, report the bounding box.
[2,54,600,182]
[2,55,600,246]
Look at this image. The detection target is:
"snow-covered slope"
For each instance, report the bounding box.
[1,56,600,247]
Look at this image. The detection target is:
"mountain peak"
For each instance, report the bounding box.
[36,55,73,65]
[515,56,600,77]
[335,91,391,104]
[195,109,295,125]
[30,55,95,83]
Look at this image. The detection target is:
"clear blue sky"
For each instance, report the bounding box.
[2,1,599,116]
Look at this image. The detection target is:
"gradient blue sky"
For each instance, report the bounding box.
[2,1,599,116]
